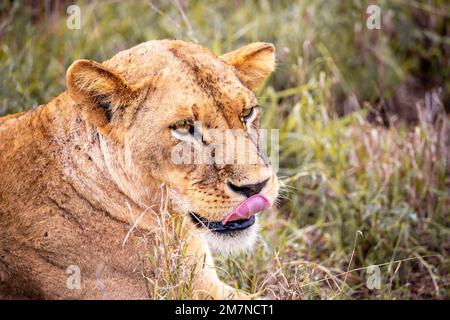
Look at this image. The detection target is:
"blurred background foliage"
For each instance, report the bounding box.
[0,0,449,299]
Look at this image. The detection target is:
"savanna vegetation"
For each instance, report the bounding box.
[0,0,448,299]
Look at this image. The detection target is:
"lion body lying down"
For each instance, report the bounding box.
[0,40,278,299]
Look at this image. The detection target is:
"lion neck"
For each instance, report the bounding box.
[38,92,160,230]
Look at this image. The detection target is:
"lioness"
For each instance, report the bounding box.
[0,40,279,299]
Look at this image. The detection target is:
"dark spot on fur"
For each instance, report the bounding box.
[98,101,112,122]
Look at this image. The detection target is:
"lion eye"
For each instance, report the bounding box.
[241,107,255,123]
[171,120,195,136]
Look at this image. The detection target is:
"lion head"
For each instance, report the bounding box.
[66,40,279,254]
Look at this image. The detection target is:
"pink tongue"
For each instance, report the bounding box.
[222,194,271,225]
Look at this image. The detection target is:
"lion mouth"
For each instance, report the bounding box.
[189,212,256,233]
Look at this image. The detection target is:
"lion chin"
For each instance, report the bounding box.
[202,217,260,256]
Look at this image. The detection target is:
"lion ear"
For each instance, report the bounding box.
[220,42,275,90]
[66,59,139,126]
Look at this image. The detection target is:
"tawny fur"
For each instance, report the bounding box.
[0,40,278,299]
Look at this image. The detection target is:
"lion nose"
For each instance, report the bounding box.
[227,178,270,198]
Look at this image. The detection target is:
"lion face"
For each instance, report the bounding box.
[66,40,279,254]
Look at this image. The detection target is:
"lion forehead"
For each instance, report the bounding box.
[104,40,253,104]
